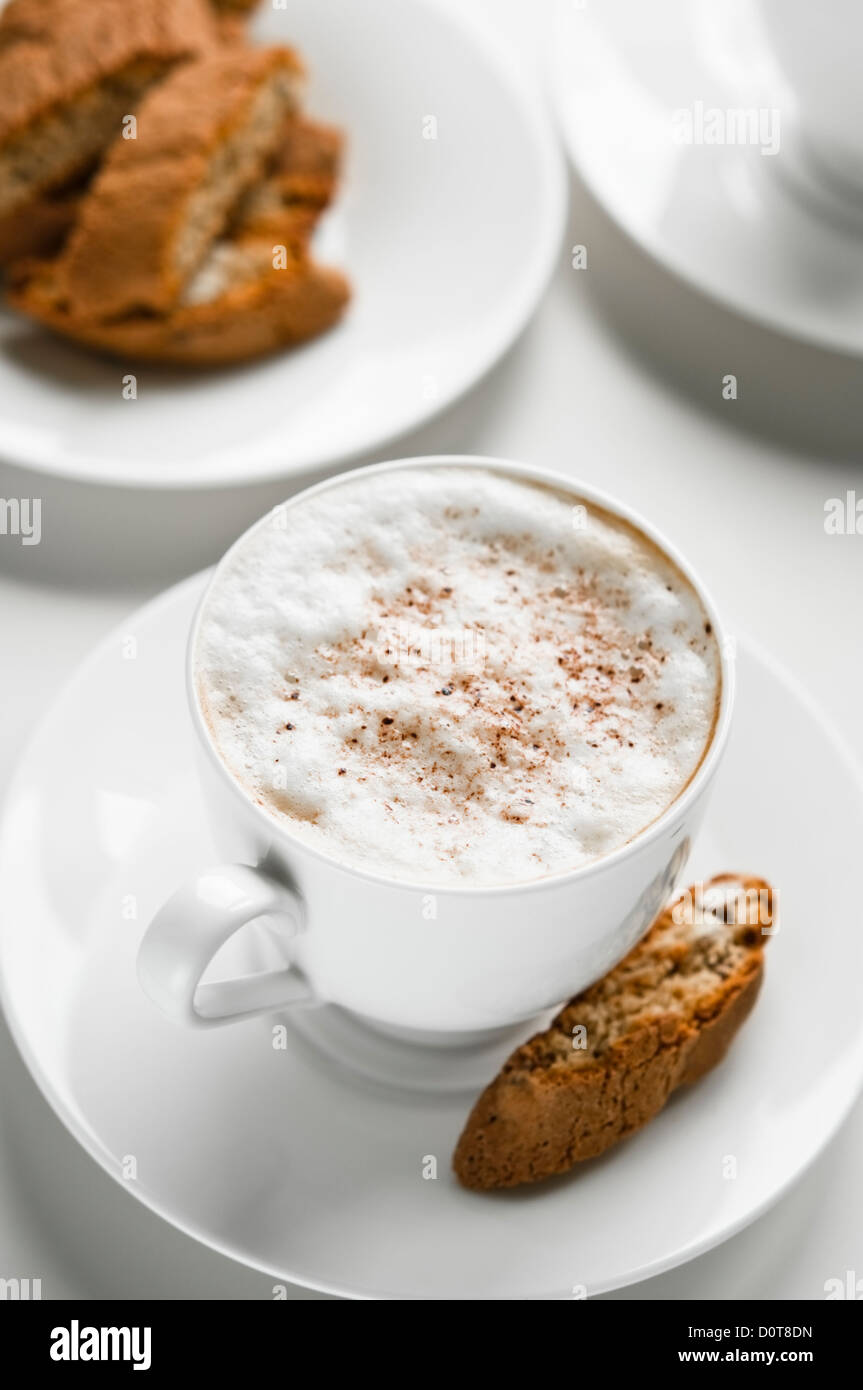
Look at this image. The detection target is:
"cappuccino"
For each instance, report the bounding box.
[195,467,720,885]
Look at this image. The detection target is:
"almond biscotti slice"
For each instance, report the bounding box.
[0,0,216,222]
[8,238,349,365]
[231,117,344,246]
[7,110,350,366]
[210,0,259,47]
[57,46,305,319]
[454,874,774,1190]
[0,182,81,266]
[0,113,340,270]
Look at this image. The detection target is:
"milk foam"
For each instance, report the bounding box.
[195,467,721,885]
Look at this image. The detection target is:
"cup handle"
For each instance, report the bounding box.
[137,864,312,1027]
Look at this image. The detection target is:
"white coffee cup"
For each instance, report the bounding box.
[138,457,734,1039]
[757,0,863,194]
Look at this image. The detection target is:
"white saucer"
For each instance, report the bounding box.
[550,0,863,357]
[0,0,565,488]
[2,575,863,1300]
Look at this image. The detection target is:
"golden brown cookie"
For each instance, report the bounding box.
[0,182,81,265]
[0,115,340,269]
[57,46,304,319]
[454,874,774,1190]
[8,238,349,365]
[211,0,259,48]
[232,117,344,244]
[0,0,217,221]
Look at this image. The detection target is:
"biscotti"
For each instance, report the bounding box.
[0,111,339,274]
[0,181,81,265]
[8,239,349,365]
[454,874,774,1190]
[210,0,259,47]
[57,46,305,319]
[232,118,343,244]
[0,0,216,222]
[7,104,350,365]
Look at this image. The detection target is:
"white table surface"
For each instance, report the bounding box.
[1,0,861,1300]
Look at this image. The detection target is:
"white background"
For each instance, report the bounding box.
[0,0,861,1299]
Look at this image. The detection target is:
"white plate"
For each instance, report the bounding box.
[0,0,565,488]
[2,575,863,1299]
[550,0,863,357]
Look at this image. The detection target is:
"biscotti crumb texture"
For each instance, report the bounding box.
[454,874,774,1190]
